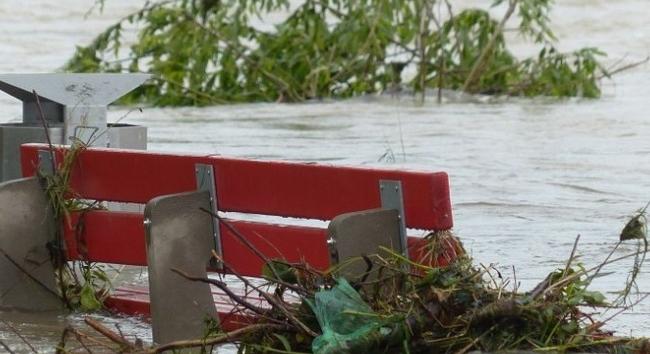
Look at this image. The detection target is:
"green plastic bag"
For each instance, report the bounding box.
[307,278,395,354]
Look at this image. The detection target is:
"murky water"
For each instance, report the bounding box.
[1,0,650,351]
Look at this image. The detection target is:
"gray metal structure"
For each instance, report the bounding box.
[326,179,408,281]
[144,190,218,344]
[0,176,61,311]
[143,162,228,344]
[379,179,408,258]
[327,208,402,282]
[195,163,223,269]
[0,73,150,181]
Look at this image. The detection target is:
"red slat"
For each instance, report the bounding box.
[63,211,446,276]
[220,219,330,276]
[21,144,452,230]
[64,212,146,266]
[64,210,330,277]
[105,287,257,331]
[104,292,150,318]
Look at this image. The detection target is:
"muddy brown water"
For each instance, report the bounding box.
[0,0,649,351]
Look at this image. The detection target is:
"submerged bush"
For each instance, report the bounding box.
[66,0,610,105]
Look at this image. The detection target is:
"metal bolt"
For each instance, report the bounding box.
[143,218,151,226]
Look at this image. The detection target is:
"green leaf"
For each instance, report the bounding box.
[582,290,607,306]
[620,210,648,241]
[273,333,292,351]
[80,284,103,312]
[262,260,298,284]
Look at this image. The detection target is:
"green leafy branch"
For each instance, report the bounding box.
[65,1,626,104]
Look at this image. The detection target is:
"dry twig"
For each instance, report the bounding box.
[147,323,288,353]
[170,267,269,316]
[0,340,15,354]
[84,317,137,350]
[210,250,319,338]
[0,320,37,354]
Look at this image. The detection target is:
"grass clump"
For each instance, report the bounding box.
[39,142,112,313]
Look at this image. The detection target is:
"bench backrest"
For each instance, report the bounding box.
[21,143,453,276]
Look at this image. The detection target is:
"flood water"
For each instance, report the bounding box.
[1,0,650,351]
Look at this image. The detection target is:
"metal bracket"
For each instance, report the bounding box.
[195,164,222,269]
[379,180,408,258]
[37,149,56,176]
[326,237,339,264]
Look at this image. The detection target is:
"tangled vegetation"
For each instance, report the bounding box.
[66,0,615,105]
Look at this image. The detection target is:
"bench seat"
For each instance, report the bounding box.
[107,284,267,331]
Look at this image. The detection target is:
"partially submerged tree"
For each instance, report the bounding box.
[66,0,611,105]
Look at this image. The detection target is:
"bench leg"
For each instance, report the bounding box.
[0,177,61,311]
[144,190,218,344]
[327,208,402,282]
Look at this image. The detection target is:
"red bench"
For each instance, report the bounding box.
[17,143,453,344]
